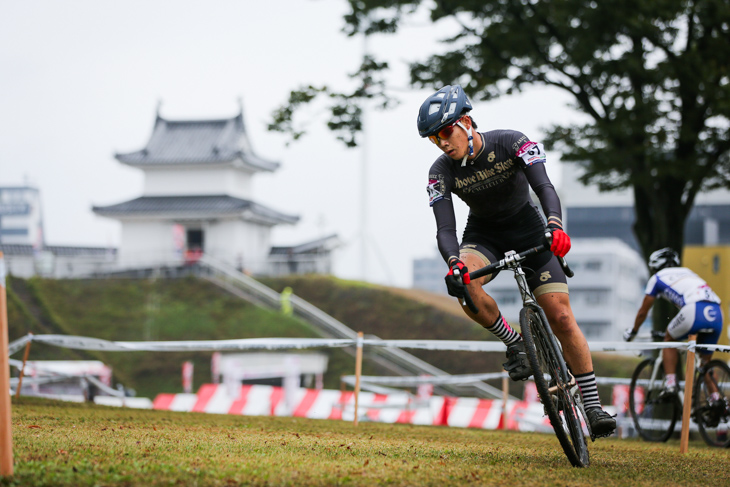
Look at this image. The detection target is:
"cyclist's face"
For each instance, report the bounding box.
[430,117,470,160]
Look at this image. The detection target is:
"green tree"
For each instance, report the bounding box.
[271,0,730,330]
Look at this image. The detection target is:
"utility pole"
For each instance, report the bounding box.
[359,33,370,282]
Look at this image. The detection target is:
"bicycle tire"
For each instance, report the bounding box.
[628,358,679,442]
[693,359,730,448]
[520,306,589,467]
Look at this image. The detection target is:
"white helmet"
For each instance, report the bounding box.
[648,247,680,272]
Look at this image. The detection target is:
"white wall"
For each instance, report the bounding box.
[142,166,253,199]
[205,219,272,274]
[117,217,273,274]
[119,220,180,266]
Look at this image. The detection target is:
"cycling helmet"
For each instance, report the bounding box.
[417,85,473,137]
[648,247,680,272]
[417,85,474,166]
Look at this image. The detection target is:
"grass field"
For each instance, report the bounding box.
[5,397,729,486]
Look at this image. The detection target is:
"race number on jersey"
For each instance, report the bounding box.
[427,175,445,207]
[516,141,546,166]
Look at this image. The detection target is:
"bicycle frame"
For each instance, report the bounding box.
[641,347,709,407]
[465,238,591,467]
[492,250,574,387]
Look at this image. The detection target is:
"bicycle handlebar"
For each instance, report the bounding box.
[468,233,574,281]
[461,233,574,314]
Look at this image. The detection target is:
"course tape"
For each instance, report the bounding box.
[343,372,508,387]
[7,333,730,355]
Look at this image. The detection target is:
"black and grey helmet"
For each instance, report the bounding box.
[417,85,473,137]
[648,247,680,272]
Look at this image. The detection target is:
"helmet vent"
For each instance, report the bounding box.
[428,103,441,115]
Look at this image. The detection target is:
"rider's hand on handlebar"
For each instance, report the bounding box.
[445,258,470,298]
[547,223,571,257]
[623,328,637,342]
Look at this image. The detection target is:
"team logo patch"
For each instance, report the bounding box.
[427,176,445,206]
[516,141,546,166]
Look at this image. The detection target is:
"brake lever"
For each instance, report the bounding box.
[454,268,479,314]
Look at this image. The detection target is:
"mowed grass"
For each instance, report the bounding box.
[4,398,729,486]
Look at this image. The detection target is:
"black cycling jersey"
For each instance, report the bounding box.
[427,129,563,264]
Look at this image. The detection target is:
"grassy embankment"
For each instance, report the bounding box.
[6,396,729,487]
[6,274,640,399]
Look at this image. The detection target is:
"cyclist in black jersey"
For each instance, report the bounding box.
[419,85,616,437]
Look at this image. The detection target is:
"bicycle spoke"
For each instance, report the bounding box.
[629,358,679,442]
[694,360,730,447]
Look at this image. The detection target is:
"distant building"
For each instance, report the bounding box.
[412,252,446,295]
[561,163,730,251]
[0,186,43,247]
[0,185,115,278]
[269,234,342,276]
[93,105,338,275]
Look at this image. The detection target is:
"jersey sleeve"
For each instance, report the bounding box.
[644,274,659,296]
[427,161,459,264]
[524,162,563,229]
[432,198,461,265]
[500,131,562,229]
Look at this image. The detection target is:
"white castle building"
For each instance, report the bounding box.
[2,106,338,278]
[93,107,335,276]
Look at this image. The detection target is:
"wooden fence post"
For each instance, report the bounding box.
[680,335,697,454]
[353,332,363,426]
[0,252,14,475]
[15,338,32,399]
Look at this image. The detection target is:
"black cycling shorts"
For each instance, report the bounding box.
[459,202,568,297]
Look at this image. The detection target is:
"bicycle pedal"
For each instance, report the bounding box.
[590,431,614,441]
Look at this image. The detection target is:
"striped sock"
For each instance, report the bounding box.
[575,371,601,410]
[485,312,521,346]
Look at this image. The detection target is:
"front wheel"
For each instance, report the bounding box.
[520,306,589,467]
[694,359,730,448]
[628,358,679,442]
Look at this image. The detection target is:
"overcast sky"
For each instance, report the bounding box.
[1,0,585,288]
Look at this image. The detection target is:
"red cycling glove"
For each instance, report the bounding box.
[548,226,571,258]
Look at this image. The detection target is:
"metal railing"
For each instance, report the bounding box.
[82,253,509,399]
[197,255,509,399]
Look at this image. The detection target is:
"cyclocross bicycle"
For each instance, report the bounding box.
[462,234,591,468]
[628,334,730,447]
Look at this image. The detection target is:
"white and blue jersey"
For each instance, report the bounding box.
[646,267,723,349]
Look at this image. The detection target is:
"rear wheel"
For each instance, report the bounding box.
[628,358,679,442]
[694,359,730,448]
[520,306,589,467]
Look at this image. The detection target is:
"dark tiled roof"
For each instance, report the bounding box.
[93,195,298,225]
[0,244,116,257]
[115,112,279,172]
[270,234,341,255]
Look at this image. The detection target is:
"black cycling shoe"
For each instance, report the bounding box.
[586,408,617,438]
[657,385,678,402]
[702,398,729,428]
[503,340,532,381]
